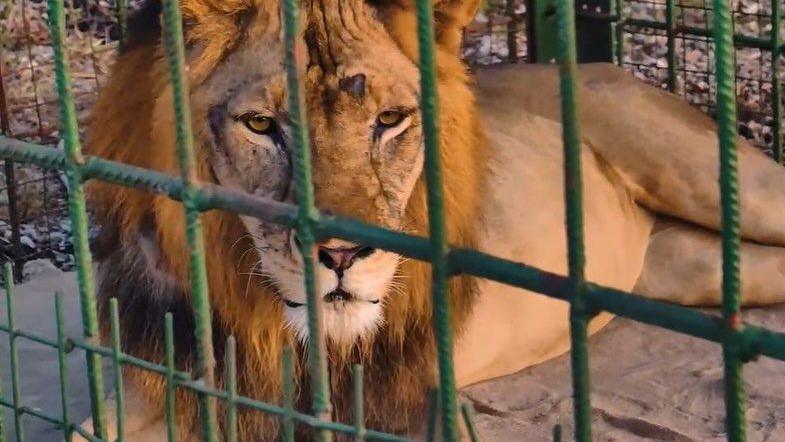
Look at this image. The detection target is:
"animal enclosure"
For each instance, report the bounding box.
[1,0,785,442]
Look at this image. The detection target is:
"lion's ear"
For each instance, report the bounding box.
[371,0,481,56]
[432,0,482,54]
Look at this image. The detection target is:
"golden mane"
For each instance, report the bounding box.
[86,0,486,436]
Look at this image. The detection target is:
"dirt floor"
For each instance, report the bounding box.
[2,264,785,441]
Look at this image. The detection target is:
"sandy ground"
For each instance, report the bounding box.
[2,265,785,441]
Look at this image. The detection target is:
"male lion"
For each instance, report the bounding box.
[81,0,785,439]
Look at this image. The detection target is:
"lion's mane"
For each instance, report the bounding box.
[86,0,487,437]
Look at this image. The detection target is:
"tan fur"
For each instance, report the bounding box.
[82,0,785,440]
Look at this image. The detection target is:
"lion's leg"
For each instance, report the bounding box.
[73,379,171,442]
[634,218,785,306]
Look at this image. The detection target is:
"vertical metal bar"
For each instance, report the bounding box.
[772,0,782,163]
[45,0,108,438]
[556,0,586,324]
[281,0,331,439]
[613,0,624,66]
[527,0,559,63]
[506,0,519,63]
[352,365,365,442]
[459,403,479,442]
[0,323,4,442]
[414,0,458,437]
[0,273,5,442]
[713,0,746,439]
[4,264,23,442]
[159,0,219,439]
[225,337,237,442]
[666,0,677,92]
[164,313,177,442]
[55,292,72,442]
[109,299,125,442]
[116,0,129,50]
[552,424,562,442]
[555,0,592,441]
[0,54,25,283]
[2,162,22,283]
[281,346,295,442]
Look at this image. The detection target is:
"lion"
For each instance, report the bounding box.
[79,0,785,439]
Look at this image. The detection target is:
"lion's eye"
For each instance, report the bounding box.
[377,110,404,127]
[241,113,276,135]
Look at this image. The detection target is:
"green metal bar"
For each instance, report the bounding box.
[164,313,177,442]
[159,0,218,438]
[281,0,331,439]
[45,0,108,437]
[0,286,5,442]
[225,337,237,442]
[116,0,128,49]
[459,403,479,442]
[557,0,585,283]
[528,0,559,63]
[352,365,365,442]
[71,425,104,442]
[555,0,592,441]
[55,293,72,442]
[4,264,23,442]
[109,299,125,442]
[665,0,677,92]
[414,0,458,437]
[0,399,61,427]
[281,346,295,442]
[772,0,782,164]
[553,424,562,442]
[613,0,624,65]
[713,0,747,438]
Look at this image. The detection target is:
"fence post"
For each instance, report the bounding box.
[527,0,558,62]
[713,0,747,439]
[527,0,616,63]
[46,0,108,437]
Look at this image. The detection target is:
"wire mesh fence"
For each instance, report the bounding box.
[618,0,783,158]
[1,0,123,280]
[5,0,785,281]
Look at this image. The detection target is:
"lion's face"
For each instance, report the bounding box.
[191,3,424,344]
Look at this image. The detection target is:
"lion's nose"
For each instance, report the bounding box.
[317,240,375,275]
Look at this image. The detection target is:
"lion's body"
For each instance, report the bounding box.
[458,63,785,385]
[79,0,785,439]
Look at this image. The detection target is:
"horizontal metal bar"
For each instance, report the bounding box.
[0,397,62,426]
[577,10,780,52]
[622,17,780,52]
[0,323,411,441]
[71,424,106,442]
[4,140,785,363]
[0,324,192,381]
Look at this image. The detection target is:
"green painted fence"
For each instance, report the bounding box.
[1,0,784,440]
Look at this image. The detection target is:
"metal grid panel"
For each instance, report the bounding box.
[0,0,781,441]
[620,0,783,159]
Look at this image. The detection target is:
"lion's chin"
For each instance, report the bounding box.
[283,299,384,345]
